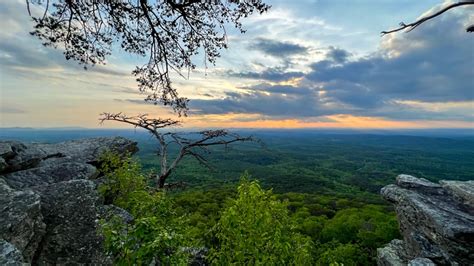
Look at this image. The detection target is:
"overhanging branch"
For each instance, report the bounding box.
[381,1,474,35]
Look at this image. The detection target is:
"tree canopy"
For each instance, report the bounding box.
[27,0,270,114]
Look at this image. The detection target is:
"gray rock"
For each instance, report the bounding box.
[0,137,138,264]
[408,257,436,266]
[0,157,6,173]
[37,137,138,164]
[440,180,474,208]
[0,178,45,262]
[32,179,108,265]
[3,162,97,189]
[99,205,134,224]
[1,142,49,172]
[396,174,444,195]
[377,239,407,266]
[1,137,137,173]
[379,174,474,265]
[0,142,15,158]
[0,240,24,266]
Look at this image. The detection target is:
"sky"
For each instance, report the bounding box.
[0,0,473,129]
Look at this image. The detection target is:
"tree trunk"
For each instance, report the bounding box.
[158,176,166,188]
[157,172,169,189]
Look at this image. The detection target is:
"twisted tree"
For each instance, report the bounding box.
[27,0,270,115]
[100,112,256,188]
[382,1,474,35]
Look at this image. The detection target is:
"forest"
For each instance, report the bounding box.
[130,132,473,264]
[4,129,472,264]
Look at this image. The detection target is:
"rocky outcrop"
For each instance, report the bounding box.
[377,174,474,265]
[0,137,137,264]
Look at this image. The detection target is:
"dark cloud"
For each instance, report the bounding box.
[189,83,341,117]
[227,67,304,82]
[326,46,351,63]
[113,98,149,105]
[190,92,330,117]
[249,38,308,58]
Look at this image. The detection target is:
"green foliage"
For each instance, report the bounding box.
[209,174,313,265]
[315,241,370,266]
[315,206,400,264]
[138,134,474,194]
[101,205,189,265]
[172,184,400,265]
[172,187,236,246]
[98,152,189,265]
[321,206,400,249]
[97,151,147,207]
[97,151,402,265]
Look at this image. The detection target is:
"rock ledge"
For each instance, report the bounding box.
[377,174,474,265]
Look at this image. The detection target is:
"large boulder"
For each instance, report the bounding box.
[0,137,138,264]
[377,174,474,265]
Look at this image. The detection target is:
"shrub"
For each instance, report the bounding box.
[209,173,313,265]
[97,151,147,206]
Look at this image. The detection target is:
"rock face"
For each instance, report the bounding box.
[0,137,137,264]
[377,174,474,265]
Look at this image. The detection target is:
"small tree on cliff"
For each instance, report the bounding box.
[100,112,255,189]
[26,0,270,115]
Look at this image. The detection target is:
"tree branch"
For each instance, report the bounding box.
[98,113,258,189]
[381,1,474,35]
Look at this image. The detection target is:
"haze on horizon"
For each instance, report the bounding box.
[0,0,473,129]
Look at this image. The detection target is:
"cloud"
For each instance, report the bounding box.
[190,9,474,122]
[325,46,351,63]
[249,38,308,58]
[0,106,26,114]
[0,1,129,78]
[308,13,473,104]
[189,82,343,118]
[226,67,304,82]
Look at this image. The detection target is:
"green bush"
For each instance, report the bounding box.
[209,174,313,265]
[97,151,147,207]
[98,152,190,265]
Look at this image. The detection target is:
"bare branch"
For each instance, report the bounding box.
[381,1,474,35]
[99,113,258,189]
[99,112,180,135]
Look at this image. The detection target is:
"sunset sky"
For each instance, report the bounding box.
[0,0,473,129]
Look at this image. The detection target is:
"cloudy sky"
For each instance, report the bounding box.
[0,0,473,129]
